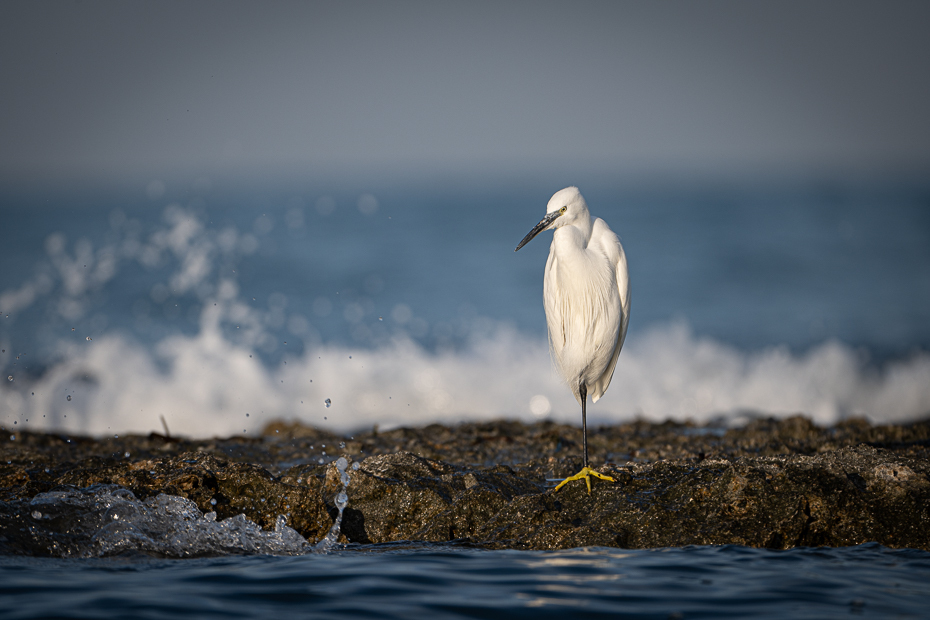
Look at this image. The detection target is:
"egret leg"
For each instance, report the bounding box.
[581,382,588,468]
[554,383,615,494]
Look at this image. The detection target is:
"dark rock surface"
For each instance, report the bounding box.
[1,416,928,554]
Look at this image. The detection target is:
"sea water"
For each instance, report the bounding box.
[1,174,930,617]
[5,477,930,619]
[2,544,929,619]
[1,175,928,437]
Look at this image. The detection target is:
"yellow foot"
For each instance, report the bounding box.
[553,467,616,495]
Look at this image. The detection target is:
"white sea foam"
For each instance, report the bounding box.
[1,311,928,437]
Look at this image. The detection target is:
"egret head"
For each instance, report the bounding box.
[514,186,589,252]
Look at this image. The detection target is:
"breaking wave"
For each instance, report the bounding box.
[1,201,928,438]
[2,317,928,437]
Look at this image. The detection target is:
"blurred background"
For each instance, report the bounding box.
[1,0,929,437]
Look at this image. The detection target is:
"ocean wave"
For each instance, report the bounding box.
[1,201,928,437]
[2,311,928,437]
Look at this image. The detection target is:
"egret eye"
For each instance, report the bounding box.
[559,206,567,214]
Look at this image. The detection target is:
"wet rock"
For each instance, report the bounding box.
[1,416,928,555]
[332,453,542,543]
[476,446,930,550]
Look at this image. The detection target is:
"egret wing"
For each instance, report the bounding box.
[589,222,630,402]
[543,249,575,398]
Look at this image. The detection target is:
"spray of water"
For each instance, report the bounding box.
[314,456,355,553]
[22,455,356,557]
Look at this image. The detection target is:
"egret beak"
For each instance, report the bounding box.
[515,211,562,252]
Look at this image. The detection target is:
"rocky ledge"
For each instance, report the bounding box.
[1,416,929,554]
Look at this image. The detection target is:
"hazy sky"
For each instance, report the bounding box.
[2,0,929,182]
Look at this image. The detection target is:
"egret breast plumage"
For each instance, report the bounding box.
[515,186,630,493]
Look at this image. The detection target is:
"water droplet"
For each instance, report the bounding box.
[31,511,42,520]
[284,341,287,345]
[378,316,383,321]
[324,398,331,408]
[86,336,92,341]
[210,498,217,506]
[318,457,324,464]
[114,434,118,439]
[322,450,326,455]
[66,395,72,401]
[335,491,348,509]
[339,442,346,449]
[324,416,327,420]
[260,498,265,503]
[6,375,11,381]
[245,413,249,417]
[124,452,130,458]
[71,328,75,332]
[351,462,360,471]
[348,355,352,359]
[9,435,14,441]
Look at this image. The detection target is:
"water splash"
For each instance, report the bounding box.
[16,457,357,557]
[314,456,352,553]
[22,485,308,557]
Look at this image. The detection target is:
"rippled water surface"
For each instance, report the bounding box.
[2,543,928,619]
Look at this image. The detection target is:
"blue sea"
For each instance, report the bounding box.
[2,544,930,619]
[1,174,929,436]
[1,173,930,617]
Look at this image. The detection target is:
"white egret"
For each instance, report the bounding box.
[515,187,630,493]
